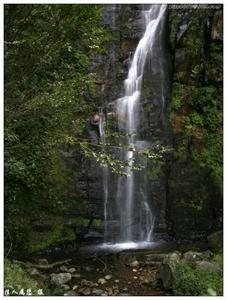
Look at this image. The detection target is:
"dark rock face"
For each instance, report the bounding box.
[73,4,171,241]
[60,4,222,245]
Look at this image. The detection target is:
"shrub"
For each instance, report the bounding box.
[4,259,38,295]
[173,262,223,296]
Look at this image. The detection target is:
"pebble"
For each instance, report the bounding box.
[59,265,68,272]
[72,273,81,278]
[68,267,76,273]
[72,285,78,290]
[82,288,91,296]
[132,269,137,272]
[85,266,92,272]
[92,288,104,296]
[81,279,95,287]
[64,291,77,296]
[133,276,138,280]
[38,258,48,266]
[61,284,70,291]
[104,274,112,280]
[130,260,139,268]
[115,279,119,283]
[98,278,107,285]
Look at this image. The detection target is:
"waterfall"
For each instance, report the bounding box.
[98,109,109,243]
[101,4,167,247]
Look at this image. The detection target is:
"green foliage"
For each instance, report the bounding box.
[4,259,38,294]
[173,262,223,296]
[4,4,109,255]
[212,251,223,268]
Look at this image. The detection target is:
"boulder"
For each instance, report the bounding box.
[182,251,203,263]
[158,251,181,289]
[207,230,223,252]
[50,273,72,286]
[196,261,222,273]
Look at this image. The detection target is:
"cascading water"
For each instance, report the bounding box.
[100,4,167,249]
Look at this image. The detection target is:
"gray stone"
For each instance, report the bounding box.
[81,279,95,287]
[27,268,40,276]
[59,265,68,272]
[183,251,203,263]
[38,258,48,266]
[98,278,107,285]
[104,274,112,280]
[72,273,81,278]
[159,252,181,289]
[72,285,78,290]
[81,288,91,296]
[50,273,72,286]
[85,266,92,272]
[92,288,104,296]
[207,231,223,252]
[68,267,76,273]
[61,284,70,291]
[196,261,222,273]
[130,260,139,267]
[64,291,77,296]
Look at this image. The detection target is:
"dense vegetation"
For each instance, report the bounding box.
[4,4,109,255]
[4,4,223,297]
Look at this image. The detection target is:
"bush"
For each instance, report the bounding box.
[4,259,38,295]
[173,262,223,296]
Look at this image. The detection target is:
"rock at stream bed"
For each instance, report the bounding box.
[92,288,104,296]
[196,261,222,273]
[98,278,107,285]
[64,291,78,296]
[104,274,112,280]
[50,273,72,286]
[158,251,181,290]
[182,251,203,263]
[59,265,68,272]
[130,260,140,268]
[68,267,76,273]
[207,230,223,252]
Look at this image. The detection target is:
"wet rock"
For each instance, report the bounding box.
[183,251,203,263]
[81,279,95,287]
[27,268,40,276]
[81,288,91,296]
[104,274,112,280]
[133,276,138,279]
[115,279,119,283]
[72,285,78,290]
[207,230,223,252]
[68,267,76,273]
[196,261,222,273]
[50,273,72,286]
[130,260,139,267]
[98,278,107,285]
[27,268,46,281]
[85,266,93,272]
[159,252,181,289]
[106,287,113,296]
[61,284,70,291]
[64,291,77,296]
[59,265,68,272]
[92,288,104,296]
[72,273,81,278]
[132,268,137,272]
[38,258,48,266]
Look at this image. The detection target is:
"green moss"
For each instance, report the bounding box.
[173,262,223,296]
[28,216,76,252]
